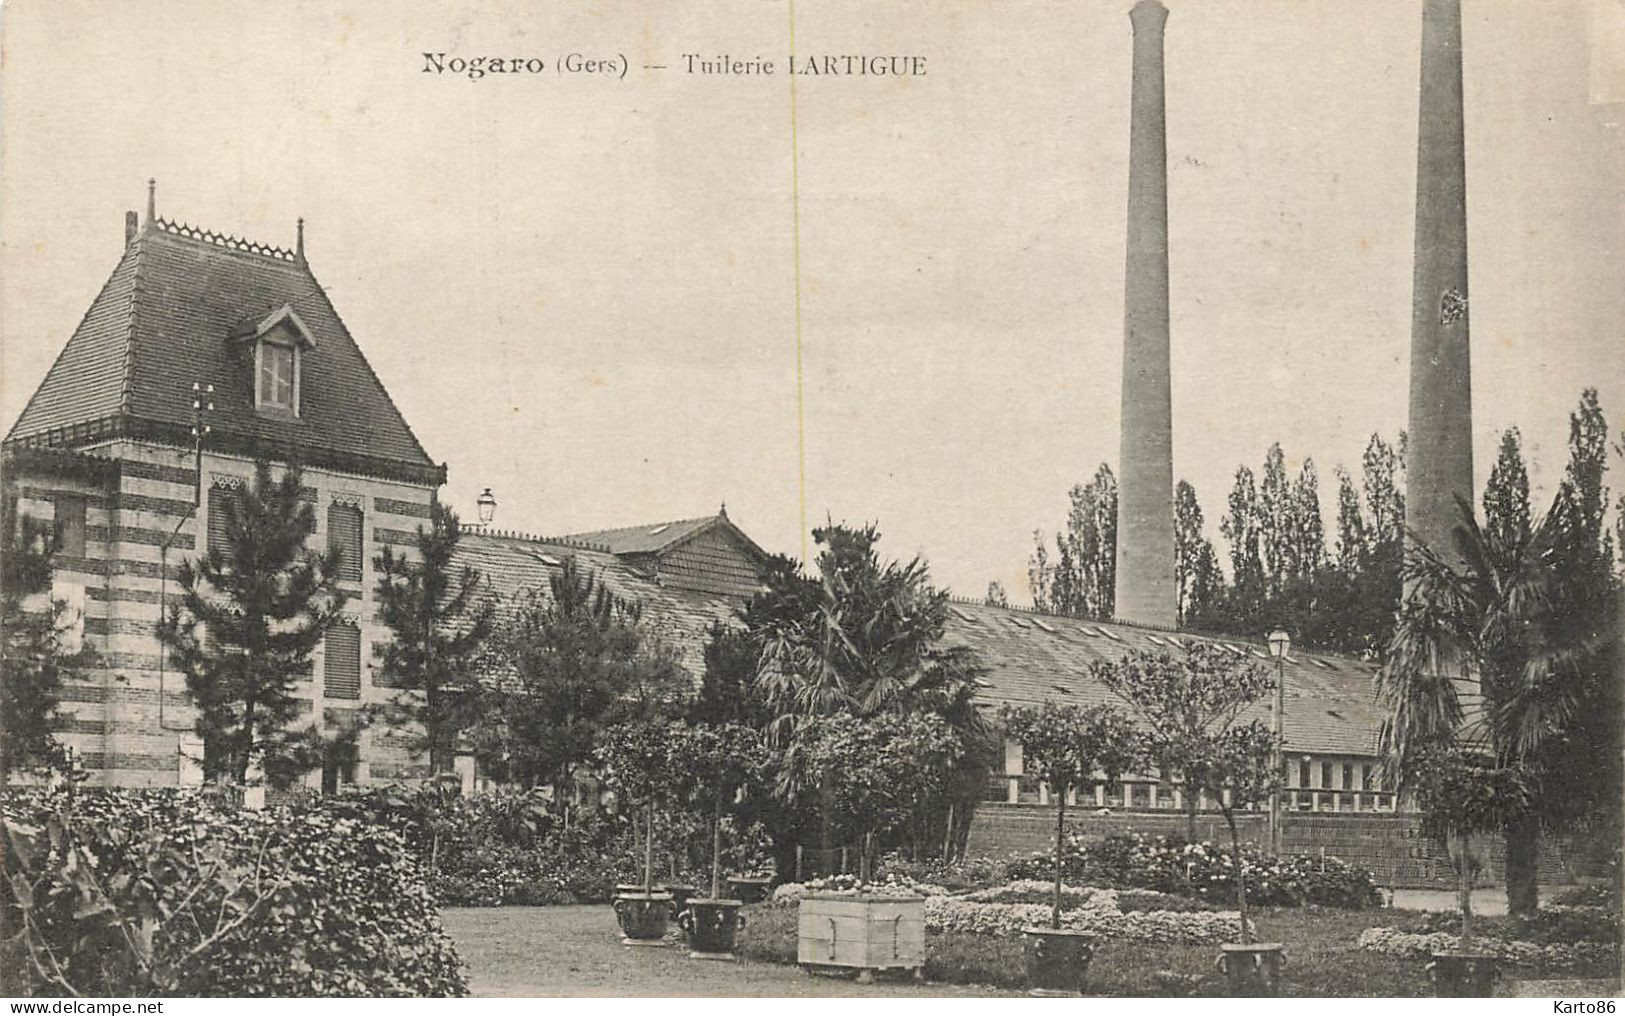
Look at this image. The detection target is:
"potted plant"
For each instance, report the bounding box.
[999,701,1139,997]
[597,720,675,946]
[670,720,765,960]
[1094,645,1288,996]
[1408,747,1532,997]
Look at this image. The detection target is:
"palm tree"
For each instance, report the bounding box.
[1377,494,1613,917]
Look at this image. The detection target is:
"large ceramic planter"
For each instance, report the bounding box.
[663,883,697,919]
[612,892,674,946]
[727,875,773,904]
[1022,927,1095,997]
[1427,951,1499,997]
[1217,942,1286,996]
[797,892,925,983]
[681,898,745,960]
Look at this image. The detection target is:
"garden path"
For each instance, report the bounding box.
[441,905,1018,998]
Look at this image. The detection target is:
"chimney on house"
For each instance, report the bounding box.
[125,211,138,247]
[146,178,156,229]
[1114,0,1177,629]
[296,217,306,263]
[1405,0,1473,569]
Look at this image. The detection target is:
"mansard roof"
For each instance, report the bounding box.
[5,214,442,487]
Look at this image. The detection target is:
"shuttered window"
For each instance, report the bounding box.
[327,504,363,582]
[207,487,241,554]
[324,622,361,700]
[55,495,86,557]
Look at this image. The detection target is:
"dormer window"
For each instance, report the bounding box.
[230,303,316,418]
[259,341,296,410]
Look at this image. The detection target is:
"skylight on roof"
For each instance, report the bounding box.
[1051,683,1072,695]
[1311,658,1332,669]
[950,607,977,623]
[1146,634,1167,646]
[1033,619,1057,634]
[975,678,995,689]
[648,524,670,536]
[1098,628,1122,641]
[1008,617,1030,629]
[1076,626,1098,638]
[526,549,563,567]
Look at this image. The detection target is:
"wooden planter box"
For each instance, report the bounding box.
[797,892,925,982]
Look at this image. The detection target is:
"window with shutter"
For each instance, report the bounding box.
[327,504,363,582]
[207,487,241,554]
[55,495,86,557]
[324,622,362,700]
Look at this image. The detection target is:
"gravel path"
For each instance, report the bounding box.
[441,905,1018,997]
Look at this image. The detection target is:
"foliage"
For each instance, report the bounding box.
[373,500,494,774]
[0,494,91,777]
[1174,480,1223,625]
[474,557,690,798]
[746,522,995,875]
[923,893,1241,942]
[1379,394,1622,919]
[685,621,770,729]
[876,852,1009,891]
[156,460,347,785]
[1028,463,1117,620]
[778,711,966,879]
[1004,833,1383,910]
[1357,925,1617,975]
[0,786,467,997]
[664,719,767,897]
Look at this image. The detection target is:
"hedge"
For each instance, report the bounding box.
[1,786,467,997]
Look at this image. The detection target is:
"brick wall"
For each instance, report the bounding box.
[966,803,1603,889]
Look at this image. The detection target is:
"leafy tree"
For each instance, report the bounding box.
[985,580,1010,608]
[685,621,771,729]
[667,720,768,898]
[1482,428,1530,565]
[1092,644,1275,842]
[1221,465,1265,596]
[373,501,494,774]
[999,702,1139,928]
[595,719,675,893]
[1174,480,1223,625]
[1260,444,1295,588]
[1363,431,1407,551]
[1179,720,1281,942]
[781,711,966,881]
[476,557,689,806]
[1378,488,1619,917]
[0,495,90,777]
[157,461,347,786]
[749,523,995,871]
[1028,464,1117,619]
[1292,459,1326,576]
[1333,466,1369,572]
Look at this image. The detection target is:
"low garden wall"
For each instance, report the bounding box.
[966,805,1603,889]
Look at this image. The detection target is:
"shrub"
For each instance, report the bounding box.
[922,893,1240,942]
[1357,926,1619,974]
[1,786,467,997]
[877,852,1008,891]
[1551,883,1620,909]
[1006,833,1382,909]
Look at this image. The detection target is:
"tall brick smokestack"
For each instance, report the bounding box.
[1115,0,1177,629]
[1406,0,1473,567]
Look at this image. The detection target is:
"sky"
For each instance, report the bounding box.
[3,0,1622,604]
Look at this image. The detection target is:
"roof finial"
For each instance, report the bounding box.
[719,501,728,519]
[296,217,305,262]
[145,178,156,230]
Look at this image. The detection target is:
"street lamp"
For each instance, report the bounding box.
[1266,629,1291,854]
[476,488,497,526]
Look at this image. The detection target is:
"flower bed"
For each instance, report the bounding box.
[1005,833,1382,909]
[923,894,1239,943]
[1356,926,1619,974]
[770,873,949,905]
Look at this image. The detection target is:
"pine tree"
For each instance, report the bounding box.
[157,461,347,786]
[374,500,494,775]
[1482,428,1531,571]
[0,495,89,777]
[1292,459,1326,576]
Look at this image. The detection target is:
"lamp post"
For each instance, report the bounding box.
[1266,629,1291,855]
[475,488,497,527]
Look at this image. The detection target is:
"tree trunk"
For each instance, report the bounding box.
[1503,814,1540,918]
[1052,781,1067,929]
[711,797,723,900]
[1225,809,1251,944]
[1184,782,1199,842]
[643,802,656,894]
[943,802,956,863]
[1457,831,1475,952]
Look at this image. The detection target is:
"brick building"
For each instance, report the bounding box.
[2,190,442,789]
